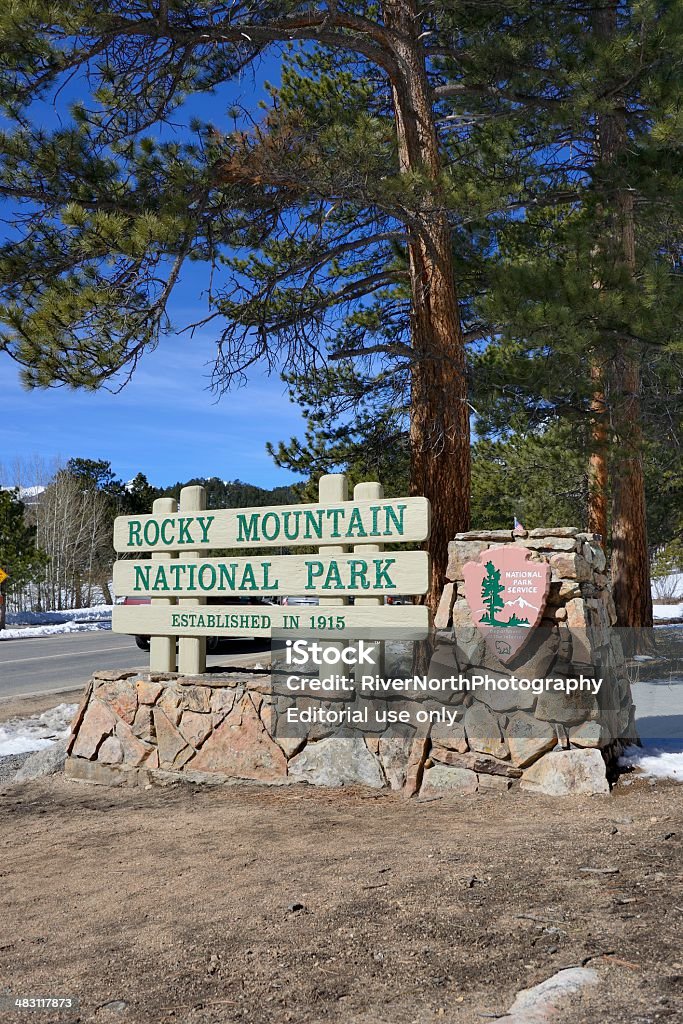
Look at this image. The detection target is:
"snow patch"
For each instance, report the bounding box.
[1,484,45,501]
[652,571,683,602]
[0,703,77,756]
[620,744,683,782]
[1,605,113,639]
[653,602,683,622]
[0,622,111,640]
[18,484,46,500]
[7,606,113,626]
[505,597,539,611]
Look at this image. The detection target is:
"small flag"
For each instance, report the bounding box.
[513,517,525,534]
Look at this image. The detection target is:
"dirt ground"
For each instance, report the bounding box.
[0,773,681,1024]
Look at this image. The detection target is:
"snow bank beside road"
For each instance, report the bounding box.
[7,606,113,626]
[1,605,113,640]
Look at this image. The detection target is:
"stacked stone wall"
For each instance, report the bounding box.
[64,668,425,791]
[423,527,637,795]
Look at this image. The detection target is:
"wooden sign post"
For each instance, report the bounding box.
[177,485,207,676]
[353,480,385,680]
[149,497,177,673]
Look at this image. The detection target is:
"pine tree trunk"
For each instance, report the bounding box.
[609,346,653,636]
[588,361,608,544]
[383,0,470,612]
[593,1,652,631]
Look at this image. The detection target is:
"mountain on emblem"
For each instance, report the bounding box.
[462,546,551,663]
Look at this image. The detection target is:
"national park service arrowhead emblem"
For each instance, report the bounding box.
[462,546,551,664]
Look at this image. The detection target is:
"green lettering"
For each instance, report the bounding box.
[304,509,324,540]
[261,512,280,542]
[384,504,406,537]
[349,559,370,589]
[374,558,396,589]
[219,563,236,590]
[236,513,259,543]
[347,507,367,539]
[196,515,214,543]
[160,518,175,545]
[178,518,193,544]
[153,564,169,591]
[262,562,278,590]
[326,508,343,538]
[306,561,324,589]
[143,520,160,546]
[199,564,216,590]
[369,506,382,537]
[241,564,257,590]
[324,561,344,590]
[134,565,150,591]
[282,510,302,541]
[128,521,142,547]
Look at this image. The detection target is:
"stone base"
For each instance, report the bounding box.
[66,656,625,797]
[66,668,416,792]
[424,526,639,795]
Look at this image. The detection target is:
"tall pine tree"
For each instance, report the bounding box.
[457,0,683,629]
[0,0,518,609]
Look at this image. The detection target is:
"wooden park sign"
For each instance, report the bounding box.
[112,475,431,673]
[113,497,429,552]
[462,545,550,664]
[114,552,427,598]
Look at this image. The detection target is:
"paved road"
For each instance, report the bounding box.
[632,680,683,748]
[0,630,270,701]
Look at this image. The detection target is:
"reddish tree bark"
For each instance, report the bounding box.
[220,1,471,613]
[593,1,652,630]
[588,361,608,545]
[383,0,470,610]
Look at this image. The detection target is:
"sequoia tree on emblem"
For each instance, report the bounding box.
[462,546,551,664]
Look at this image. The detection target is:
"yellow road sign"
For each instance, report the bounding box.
[0,568,8,585]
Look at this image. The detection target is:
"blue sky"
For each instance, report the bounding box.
[1,55,310,490]
[1,320,307,489]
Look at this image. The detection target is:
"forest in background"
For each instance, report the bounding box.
[0,458,295,612]
[1,444,680,615]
